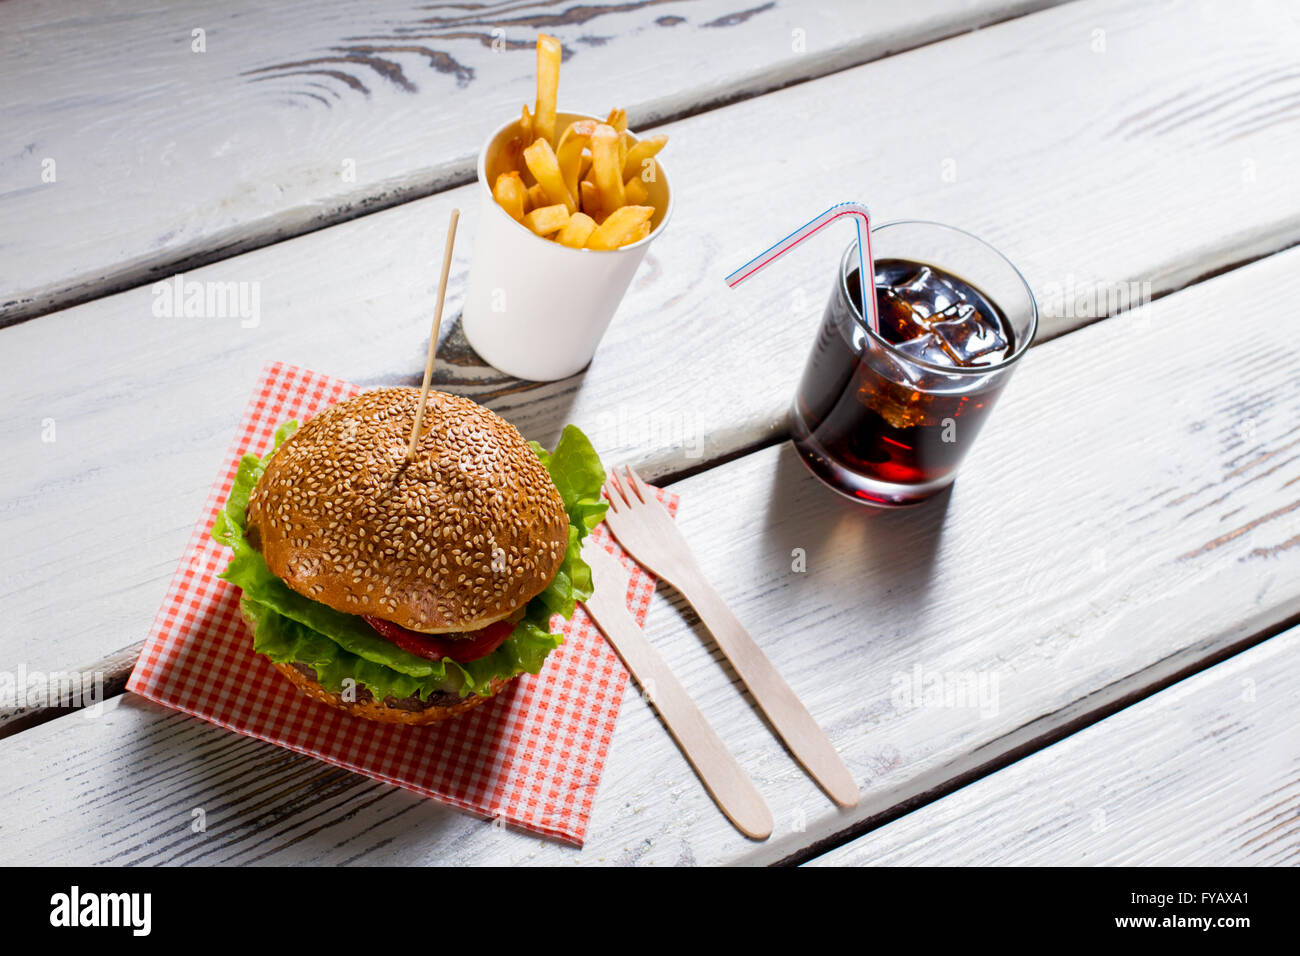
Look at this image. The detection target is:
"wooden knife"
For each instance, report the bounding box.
[581,540,774,840]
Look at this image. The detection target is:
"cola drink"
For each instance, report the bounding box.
[790,226,1036,506]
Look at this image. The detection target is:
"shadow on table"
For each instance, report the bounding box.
[388,312,585,448]
[633,439,953,791]
[106,694,473,866]
[761,439,951,626]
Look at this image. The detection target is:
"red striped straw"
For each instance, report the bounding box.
[725,202,878,332]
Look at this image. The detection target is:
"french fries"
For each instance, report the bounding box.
[493,171,527,222]
[623,135,666,182]
[623,175,649,207]
[589,124,625,217]
[556,120,596,204]
[579,181,601,222]
[523,138,576,213]
[556,212,598,248]
[491,35,668,248]
[585,205,653,250]
[524,203,570,237]
[534,35,562,146]
[526,182,547,212]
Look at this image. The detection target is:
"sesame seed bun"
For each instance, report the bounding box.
[246,387,569,634]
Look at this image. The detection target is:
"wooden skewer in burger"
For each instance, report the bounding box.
[213,209,608,724]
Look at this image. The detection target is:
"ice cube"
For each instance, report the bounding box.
[892,266,967,319]
[930,303,1009,365]
[891,331,958,369]
[875,287,930,343]
[874,265,971,344]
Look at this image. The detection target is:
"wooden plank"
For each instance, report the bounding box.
[5,0,1300,688]
[809,627,1300,866]
[2,244,1298,864]
[0,0,1067,321]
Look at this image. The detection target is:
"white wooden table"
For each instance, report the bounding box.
[2,0,1298,867]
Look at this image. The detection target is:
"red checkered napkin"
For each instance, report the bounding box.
[127,361,676,846]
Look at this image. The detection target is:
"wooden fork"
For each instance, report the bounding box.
[601,465,859,807]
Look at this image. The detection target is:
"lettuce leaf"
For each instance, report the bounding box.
[212,414,606,702]
[212,418,297,547]
[242,596,457,700]
[528,424,609,617]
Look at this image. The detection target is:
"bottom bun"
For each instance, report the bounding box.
[242,612,513,725]
[269,660,514,726]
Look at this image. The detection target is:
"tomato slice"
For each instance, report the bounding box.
[362,615,516,663]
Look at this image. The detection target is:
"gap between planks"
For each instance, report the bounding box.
[0,0,1072,328]
[777,607,1300,865]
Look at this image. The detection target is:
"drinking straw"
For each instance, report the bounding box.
[725,202,878,332]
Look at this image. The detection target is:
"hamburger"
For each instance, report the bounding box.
[211,386,606,724]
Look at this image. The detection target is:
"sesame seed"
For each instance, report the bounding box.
[245,386,569,631]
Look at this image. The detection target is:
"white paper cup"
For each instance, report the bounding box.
[462,111,673,381]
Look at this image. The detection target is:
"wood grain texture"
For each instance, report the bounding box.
[809,627,1300,866]
[0,0,1067,321]
[5,0,1300,687]
[2,244,1298,864]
